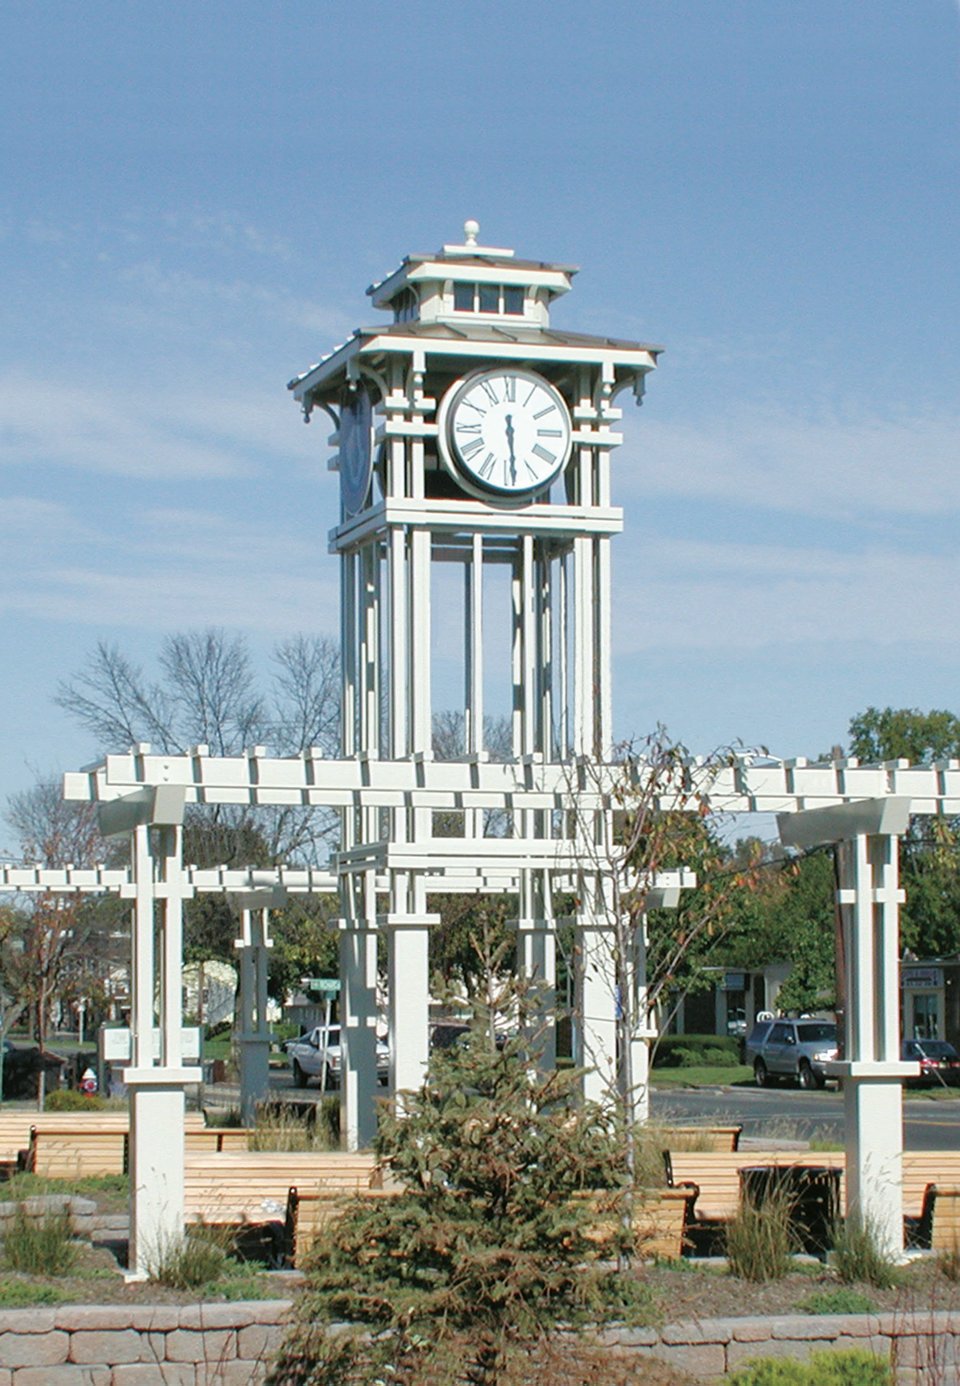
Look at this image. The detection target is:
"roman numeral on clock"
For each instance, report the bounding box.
[532,444,556,464]
[461,439,484,460]
[479,379,499,404]
[479,454,497,479]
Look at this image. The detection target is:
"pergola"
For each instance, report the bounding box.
[58,745,960,1274]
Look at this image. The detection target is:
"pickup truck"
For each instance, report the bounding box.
[285,1025,389,1089]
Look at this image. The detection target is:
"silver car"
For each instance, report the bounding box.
[745,1018,838,1090]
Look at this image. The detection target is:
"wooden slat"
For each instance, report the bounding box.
[0,1109,205,1163]
[665,1150,845,1222]
[184,1150,387,1226]
[29,1127,127,1177]
[658,1126,742,1152]
[666,1149,960,1224]
[931,1187,960,1251]
[286,1186,399,1266]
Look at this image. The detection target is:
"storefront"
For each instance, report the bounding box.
[899,960,960,1052]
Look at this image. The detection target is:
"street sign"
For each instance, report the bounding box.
[304,978,341,993]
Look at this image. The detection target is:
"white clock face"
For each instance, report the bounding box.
[440,368,572,498]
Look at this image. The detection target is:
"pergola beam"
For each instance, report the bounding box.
[64,748,960,815]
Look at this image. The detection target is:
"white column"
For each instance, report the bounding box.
[516,868,557,1071]
[232,891,280,1125]
[629,916,654,1125]
[575,868,617,1106]
[339,916,380,1151]
[386,919,433,1101]
[339,864,381,1151]
[779,798,915,1259]
[104,785,196,1281]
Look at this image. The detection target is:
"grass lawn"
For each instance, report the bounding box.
[650,1064,753,1087]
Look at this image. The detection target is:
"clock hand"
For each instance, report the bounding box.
[505,413,516,485]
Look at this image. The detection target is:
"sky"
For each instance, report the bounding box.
[1,1,959,835]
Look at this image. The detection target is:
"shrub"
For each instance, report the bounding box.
[1,1207,76,1276]
[44,1088,108,1112]
[724,1187,795,1281]
[146,1228,232,1289]
[727,1348,892,1384]
[799,1288,877,1315]
[938,1242,960,1281]
[267,974,656,1386]
[702,1046,734,1066]
[250,1103,337,1152]
[0,1277,64,1306]
[653,1035,740,1068]
[832,1214,898,1290]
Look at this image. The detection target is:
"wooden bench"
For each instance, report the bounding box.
[0,1109,206,1168]
[28,1126,128,1177]
[657,1125,742,1152]
[184,1128,251,1152]
[26,1123,251,1177]
[285,1185,400,1267]
[577,1185,699,1261]
[284,1181,699,1270]
[910,1185,960,1252]
[902,1154,960,1221]
[184,1150,389,1228]
[665,1149,846,1224]
[666,1149,960,1235]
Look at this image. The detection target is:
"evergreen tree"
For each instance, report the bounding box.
[268,969,657,1386]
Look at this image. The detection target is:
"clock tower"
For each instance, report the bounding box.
[290,222,660,1144]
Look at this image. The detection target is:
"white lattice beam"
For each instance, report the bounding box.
[64,747,960,815]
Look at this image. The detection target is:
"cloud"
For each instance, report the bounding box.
[612,535,960,651]
[116,260,353,338]
[0,498,341,636]
[0,373,323,480]
[620,404,960,519]
[5,564,340,635]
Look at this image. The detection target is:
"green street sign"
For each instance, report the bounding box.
[304,977,341,993]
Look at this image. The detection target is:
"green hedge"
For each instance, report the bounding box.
[653,1034,741,1068]
[44,1089,108,1112]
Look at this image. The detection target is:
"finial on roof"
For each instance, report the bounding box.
[442,219,515,259]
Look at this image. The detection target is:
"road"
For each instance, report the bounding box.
[651,1083,960,1151]
[219,1070,960,1152]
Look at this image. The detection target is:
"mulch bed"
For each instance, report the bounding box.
[638,1256,960,1324]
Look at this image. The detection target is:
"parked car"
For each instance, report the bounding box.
[902,1038,960,1087]
[744,1017,839,1090]
[285,1025,389,1088]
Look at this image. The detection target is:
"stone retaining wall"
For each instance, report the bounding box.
[0,1302,959,1383]
[0,1196,127,1245]
[0,1300,293,1384]
[602,1308,960,1382]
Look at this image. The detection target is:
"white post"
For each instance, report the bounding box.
[232,891,280,1125]
[778,797,916,1258]
[629,916,653,1125]
[575,868,618,1105]
[516,868,558,1071]
[103,784,196,1282]
[339,870,380,1150]
[386,919,433,1098]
